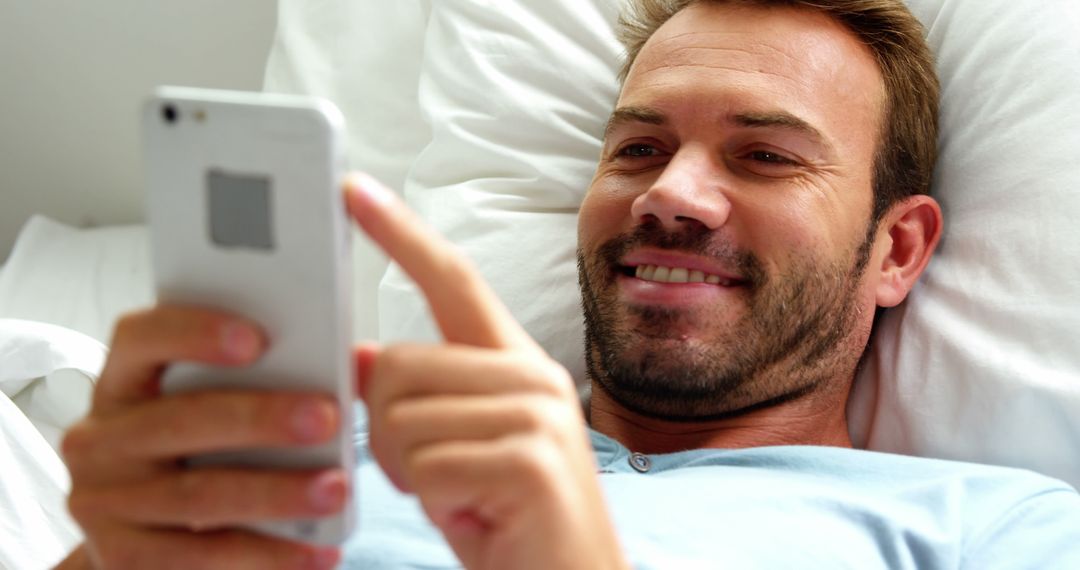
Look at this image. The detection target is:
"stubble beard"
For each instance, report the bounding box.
[578,221,875,422]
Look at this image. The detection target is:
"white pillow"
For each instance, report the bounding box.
[0,216,153,343]
[263,1,434,341]
[377,0,624,383]
[847,0,1080,487]
[265,0,1080,487]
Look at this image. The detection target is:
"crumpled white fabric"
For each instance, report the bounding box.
[0,319,105,569]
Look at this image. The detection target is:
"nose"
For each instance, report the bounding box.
[630,147,732,231]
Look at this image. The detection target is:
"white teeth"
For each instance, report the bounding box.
[632,264,733,286]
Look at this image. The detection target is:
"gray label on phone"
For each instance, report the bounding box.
[207,168,275,250]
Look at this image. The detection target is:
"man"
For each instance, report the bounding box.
[59,0,1080,568]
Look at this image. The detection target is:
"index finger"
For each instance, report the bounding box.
[344,173,537,352]
[93,305,265,416]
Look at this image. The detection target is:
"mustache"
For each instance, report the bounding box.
[593,220,766,288]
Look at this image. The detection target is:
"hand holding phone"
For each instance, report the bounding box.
[61,87,355,569]
[61,307,345,569]
[142,87,354,544]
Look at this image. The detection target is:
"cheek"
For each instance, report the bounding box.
[579,180,638,249]
[749,181,872,264]
[736,192,830,267]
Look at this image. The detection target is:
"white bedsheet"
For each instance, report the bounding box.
[0,216,147,568]
[0,319,104,569]
[0,215,153,344]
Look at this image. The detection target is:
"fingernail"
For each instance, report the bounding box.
[221,322,259,361]
[346,172,394,205]
[306,547,340,570]
[308,470,347,513]
[291,399,332,443]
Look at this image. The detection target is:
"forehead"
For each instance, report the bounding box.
[620,2,884,148]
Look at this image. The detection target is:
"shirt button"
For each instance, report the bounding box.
[629,452,652,473]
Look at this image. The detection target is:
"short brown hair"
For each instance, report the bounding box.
[616,0,939,222]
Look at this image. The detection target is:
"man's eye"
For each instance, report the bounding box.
[747,150,798,166]
[617,143,661,158]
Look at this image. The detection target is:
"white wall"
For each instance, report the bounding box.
[0,1,277,262]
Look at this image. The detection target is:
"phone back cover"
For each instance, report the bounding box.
[142,86,354,544]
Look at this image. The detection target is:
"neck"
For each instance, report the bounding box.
[588,381,853,454]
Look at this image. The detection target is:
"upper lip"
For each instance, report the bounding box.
[619,248,745,282]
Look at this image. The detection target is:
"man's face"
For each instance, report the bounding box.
[577,2,887,421]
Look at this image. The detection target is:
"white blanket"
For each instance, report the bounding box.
[0,216,137,567]
[0,215,152,344]
[0,319,104,569]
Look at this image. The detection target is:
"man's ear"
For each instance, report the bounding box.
[873,195,943,308]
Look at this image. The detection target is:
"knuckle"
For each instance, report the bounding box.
[214,530,314,570]
[60,420,92,463]
[210,474,263,517]
[155,304,236,360]
[512,401,548,432]
[379,343,419,370]
[520,356,576,400]
[169,470,213,510]
[164,394,211,441]
[405,449,440,488]
[512,440,562,493]
[110,306,231,368]
[183,391,263,442]
[175,311,230,362]
[383,404,411,436]
[504,440,547,478]
[543,360,577,398]
[534,397,575,437]
[531,402,580,447]
[169,470,291,525]
[66,488,101,524]
[377,345,406,372]
[249,397,279,437]
[110,310,150,347]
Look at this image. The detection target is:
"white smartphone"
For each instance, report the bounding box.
[142,86,354,545]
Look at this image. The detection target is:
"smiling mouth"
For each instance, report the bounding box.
[619,264,743,287]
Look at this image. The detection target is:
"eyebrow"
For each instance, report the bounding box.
[603,105,831,150]
[603,106,667,140]
[732,112,827,145]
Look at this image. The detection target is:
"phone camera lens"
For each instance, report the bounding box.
[162,104,179,124]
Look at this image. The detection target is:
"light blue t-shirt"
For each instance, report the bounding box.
[343,428,1080,569]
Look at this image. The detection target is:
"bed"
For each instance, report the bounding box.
[2,0,1079,567]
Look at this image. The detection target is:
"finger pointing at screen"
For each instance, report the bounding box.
[343,173,628,570]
